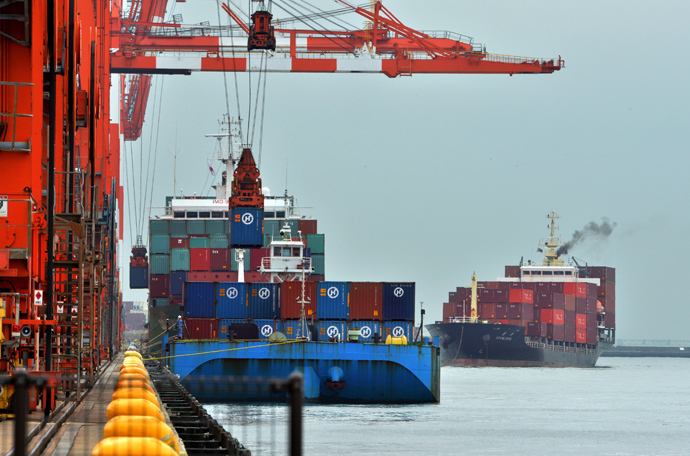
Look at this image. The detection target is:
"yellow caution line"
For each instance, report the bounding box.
[147,339,305,361]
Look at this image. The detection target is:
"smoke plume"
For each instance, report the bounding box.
[556,218,617,257]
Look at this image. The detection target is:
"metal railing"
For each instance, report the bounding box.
[0,81,33,152]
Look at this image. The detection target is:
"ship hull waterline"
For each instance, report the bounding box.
[164,339,441,404]
[425,322,612,368]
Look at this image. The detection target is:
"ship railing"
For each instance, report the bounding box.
[526,340,598,355]
[0,81,33,152]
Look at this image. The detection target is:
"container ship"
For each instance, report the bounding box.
[426,212,616,367]
[132,128,439,403]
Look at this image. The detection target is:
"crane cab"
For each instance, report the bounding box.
[248,10,276,51]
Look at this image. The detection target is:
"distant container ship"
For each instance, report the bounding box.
[426,212,615,367]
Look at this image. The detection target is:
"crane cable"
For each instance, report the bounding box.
[216,0,243,143]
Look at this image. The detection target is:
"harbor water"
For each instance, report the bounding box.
[204,357,690,455]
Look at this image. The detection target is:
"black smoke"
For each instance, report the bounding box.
[556,218,617,257]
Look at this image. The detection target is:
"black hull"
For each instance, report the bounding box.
[425,322,611,367]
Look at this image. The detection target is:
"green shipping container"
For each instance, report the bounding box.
[311,254,325,275]
[150,234,171,254]
[170,248,191,271]
[264,219,281,236]
[306,234,325,254]
[150,254,170,275]
[169,220,187,236]
[263,233,274,248]
[206,220,225,235]
[189,236,210,249]
[230,248,251,272]
[152,298,169,307]
[210,234,228,249]
[187,220,205,234]
[150,220,169,235]
[287,220,299,236]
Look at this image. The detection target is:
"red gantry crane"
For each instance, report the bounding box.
[111,0,563,141]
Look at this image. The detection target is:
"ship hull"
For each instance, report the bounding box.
[425,322,611,367]
[164,339,440,404]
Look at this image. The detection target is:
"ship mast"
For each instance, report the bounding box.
[541,211,565,266]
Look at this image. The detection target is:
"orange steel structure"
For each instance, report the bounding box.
[113,0,563,141]
[0,0,123,411]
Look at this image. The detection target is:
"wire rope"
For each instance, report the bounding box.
[122,139,135,247]
[141,75,159,243]
[215,0,242,142]
[146,76,165,237]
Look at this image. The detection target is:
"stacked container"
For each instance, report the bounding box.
[316,282,349,320]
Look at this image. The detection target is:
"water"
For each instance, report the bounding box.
[204,358,690,455]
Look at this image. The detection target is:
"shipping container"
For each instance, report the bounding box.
[575,297,587,314]
[170,271,187,296]
[348,320,381,342]
[563,282,587,298]
[533,282,551,293]
[598,281,615,298]
[525,321,547,337]
[170,236,190,249]
[547,282,564,293]
[151,298,169,307]
[190,248,211,271]
[150,219,169,235]
[306,234,325,254]
[495,304,508,319]
[317,282,349,320]
[563,325,576,343]
[169,220,187,236]
[205,220,225,235]
[280,281,317,320]
[230,248,251,272]
[504,265,520,278]
[480,303,496,319]
[150,234,171,254]
[576,329,587,343]
[588,266,615,283]
[383,321,414,341]
[382,282,415,321]
[149,254,170,275]
[599,296,615,313]
[547,324,565,341]
[150,275,170,298]
[540,309,564,325]
[564,294,576,311]
[311,254,325,275]
[217,318,246,338]
[586,297,598,314]
[170,248,191,271]
[215,282,249,319]
[210,248,231,271]
[170,298,182,307]
[317,320,348,341]
[250,319,281,339]
[309,274,325,282]
[183,282,215,318]
[186,271,238,282]
[189,235,210,249]
[187,220,206,235]
[130,266,149,289]
[455,288,471,299]
[349,282,382,321]
[478,289,495,302]
[535,292,565,309]
[564,309,576,327]
[248,283,280,319]
[250,248,269,272]
[585,282,598,298]
[281,320,317,340]
[586,313,597,329]
[494,289,509,303]
[604,312,615,328]
[183,318,218,339]
[209,234,229,249]
[264,219,281,236]
[509,288,533,304]
[586,328,598,344]
[298,219,318,235]
[576,314,587,329]
[507,302,535,320]
[230,207,264,248]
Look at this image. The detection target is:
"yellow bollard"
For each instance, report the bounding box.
[106,399,165,421]
[103,416,180,454]
[90,436,178,456]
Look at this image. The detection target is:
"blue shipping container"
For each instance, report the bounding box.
[317,320,347,341]
[215,282,248,319]
[170,271,187,296]
[316,282,349,320]
[248,283,280,319]
[282,320,314,339]
[382,282,415,321]
[218,318,246,338]
[183,282,216,318]
[349,320,383,342]
[230,207,264,248]
[252,319,282,339]
[382,321,414,341]
[129,266,148,289]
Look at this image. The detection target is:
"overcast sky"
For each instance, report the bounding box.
[117,0,690,341]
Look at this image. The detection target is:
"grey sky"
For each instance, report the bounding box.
[119,1,690,340]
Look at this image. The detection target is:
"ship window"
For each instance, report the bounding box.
[282,247,292,257]
[199,211,211,218]
[564,271,572,275]
[542,271,553,275]
[224,211,230,218]
[273,247,282,257]
[523,271,530,275]
[264,211,275,218]
[174,211,185,218]
[531,271,542,275]
[276,211,285,218]
[292,247,301,256]
[186,211,198,218]
[212,211,224,218]
[554,271,565,276]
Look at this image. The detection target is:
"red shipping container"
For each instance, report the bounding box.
[564,310,575,327]
[150,274,170,298]
[184,318,219,339]
[190,248,210,271]
[585,282,598,298]
[455,287,472,298]
[526,322,547,337]
[600,296,615,312]
[553,309,564,325]
[540,309,564,325]
[298,219,318,235]
[508,319,525,327]
[563,282,587,297]
[281,281,317,319]
[494,289,509,303]
[509,289,533,303]
[480,303,496,319]
[588,266,615,282]
[170,298,182,307]
[586,297,598,314]
[586,313,597,329]
[535,292,565,309]
[478,289,496,302]
[448,292,460,303]
[576,329,587,343]
[534,282,551,293]
[575,297,587,314]
[210,248,231,271]
[563,325,576,343]
[170,237,190,249]
[507,303,535,320]
[548,282,564,293]
[505,265,520,277]
[187,271,238,282]
[349,282,383,321]
[496,304,508,318]
[547,324,565,341]
[576,314,587,329]
[249,248,269,272]
[598,281,616,298]
[586,329,598,344]
[564,294,576,311]
[604,312,615,328]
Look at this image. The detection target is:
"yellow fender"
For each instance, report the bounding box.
[106,399,165,421]
[103,416,180,454]
[118,373,149,383]
[91,437,178,456]
[122,360,144,368]
[115,380,155,394]
[124,351,143,360]
[111,388,160,406]
[120,367,149,378]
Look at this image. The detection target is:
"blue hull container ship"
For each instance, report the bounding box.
[146,123,440,404]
